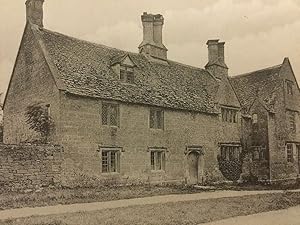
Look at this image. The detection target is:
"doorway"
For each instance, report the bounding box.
[187,151,199,184]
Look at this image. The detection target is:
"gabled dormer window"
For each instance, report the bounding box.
[111,54,136,84]
[120,65,134,84]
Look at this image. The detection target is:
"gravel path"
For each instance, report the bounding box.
[200,205,300,225]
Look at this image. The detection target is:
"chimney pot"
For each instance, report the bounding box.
[207,39,219,63]
[218,42,225,64]
[25,0,45,27]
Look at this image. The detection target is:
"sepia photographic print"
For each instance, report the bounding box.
[0,0,300,224]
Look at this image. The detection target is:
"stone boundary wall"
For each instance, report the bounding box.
[0,144,63,190]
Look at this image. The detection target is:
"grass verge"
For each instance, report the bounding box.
[0,184,201,210]
[2,192,300,225]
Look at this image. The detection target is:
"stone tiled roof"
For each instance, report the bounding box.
[32,25,219,114]
[230,65,282,112]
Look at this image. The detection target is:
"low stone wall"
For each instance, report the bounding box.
[0,144,63,190]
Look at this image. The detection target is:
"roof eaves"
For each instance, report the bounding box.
[232,64,282,79]
[64,90,219,115]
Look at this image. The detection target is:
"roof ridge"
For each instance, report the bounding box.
[39,27,141,56]
[39,27,211,72]
[168,59,205,71]
[231,64,282,79]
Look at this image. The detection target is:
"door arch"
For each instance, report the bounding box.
[185,147,204,185]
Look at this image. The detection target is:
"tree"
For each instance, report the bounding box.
[25,102,53,143]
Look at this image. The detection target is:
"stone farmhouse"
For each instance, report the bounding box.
[2,0,300,185]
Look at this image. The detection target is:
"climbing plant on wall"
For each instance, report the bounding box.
[25,102,53,143]
[217,155,243,182]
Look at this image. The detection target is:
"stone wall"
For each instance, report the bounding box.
[268,60,300,182]
[0,144,63,190]
[59,93,241,185]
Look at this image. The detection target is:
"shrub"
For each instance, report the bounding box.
[217,156,242,182]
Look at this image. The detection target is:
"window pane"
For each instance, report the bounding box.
[151,152,155,170]
[110,105,118,126]
[157,110,163,129]
[111,152,116,172]
[162,152,166,170]
[287,144,293,162]
[233,147,238,159]
[150,110,155,128]
[228,110,232,123]
[101,150,120,173]
[233,111,237,123]
[102,103,109,125]
[151,151,165,171]
[156,152,162,170]
[120,69,126,82]
[102,151,109,173]
[126,71,134,83]
[224,109,228,122]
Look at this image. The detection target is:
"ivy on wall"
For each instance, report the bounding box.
[25,102,53,143]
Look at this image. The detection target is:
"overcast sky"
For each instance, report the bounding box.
[1,0,300,103]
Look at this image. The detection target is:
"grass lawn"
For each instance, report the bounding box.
[0,182,299,211]
[2,192,300,225]
[0,184,202,210]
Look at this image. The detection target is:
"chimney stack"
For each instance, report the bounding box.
[139,12,168,61]
[218,42,225,64]
[25,0,44,27]
[205,39,228,78]
[153,15,164,45]
[207,40,219,64]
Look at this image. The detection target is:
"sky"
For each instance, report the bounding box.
[1,0,300,103]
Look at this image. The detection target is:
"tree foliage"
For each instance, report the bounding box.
[25,102,53,143]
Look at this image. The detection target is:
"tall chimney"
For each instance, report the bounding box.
[139,12,168,61]
[205,39,228,78]
[141,12,155,45]
[207,40,219,64]
[153,14,164,45]
[218,42,225,64]
[25,0,44,27]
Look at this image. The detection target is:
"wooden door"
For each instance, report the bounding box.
[188,152,199,184]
